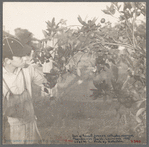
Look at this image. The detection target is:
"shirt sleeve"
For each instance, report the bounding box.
[28,65,47,86]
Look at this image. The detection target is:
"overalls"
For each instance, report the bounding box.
[3,69,42,144]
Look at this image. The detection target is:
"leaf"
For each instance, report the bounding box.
[119,15,125,21]
[77,68,81,76]
[135,116,142,123]
[112,2,118,6]
[91,89,104,100]
[77,15,88,26]
[136,99,146,108]
[124,102,132,108]
[46,21,52,27]
[105,63,110,69]
[59,19,67,25]
[126,56,134,68]
[111,78,117,90]
[130,89,140,101]
[110,4,115,15]
[108,58,116,64]
[46,46,54,51]
[133,75,145,84]
[42,30,48,37]
[93,81,100,89]
[124,2,132,11]
[135,107,146,123]
[52,17,55,27]
[118,5,121,10]
[136,108,146,118]
[102,10,111,15]
[57,46,65,57]
[92,17,97,24]
[106,5,110,11]
[123,38,128,43]
[130,2,136,8]
[111,65,119,81]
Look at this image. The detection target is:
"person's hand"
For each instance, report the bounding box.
[25,57,34,65]
[43,81,57,89]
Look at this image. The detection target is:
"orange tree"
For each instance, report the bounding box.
[87,2,146,139]
[32,2,146,138]
[100,1,145,138]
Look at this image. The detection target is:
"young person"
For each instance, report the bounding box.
[2,37,49,144]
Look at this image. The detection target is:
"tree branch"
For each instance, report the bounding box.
[121,75,130,90]
[132,8,137,48]
[126,26,133,45]
[76,52,86,66]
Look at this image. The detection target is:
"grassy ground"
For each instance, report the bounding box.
[24,64,146,144]
[32,75,146,144]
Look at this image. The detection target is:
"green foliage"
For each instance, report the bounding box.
[95,2,146,138]
[29,2,146,137]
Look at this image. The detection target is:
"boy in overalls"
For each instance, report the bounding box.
[2,37,49,144]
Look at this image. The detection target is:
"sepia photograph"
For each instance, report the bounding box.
[2,2,146,144]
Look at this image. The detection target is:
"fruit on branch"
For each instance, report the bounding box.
[100,18,105,23]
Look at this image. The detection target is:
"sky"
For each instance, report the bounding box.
[3,2,121,40]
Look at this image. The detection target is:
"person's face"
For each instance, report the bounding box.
[10,55,31,68]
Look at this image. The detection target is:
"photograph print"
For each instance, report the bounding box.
[2,2,146,144]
